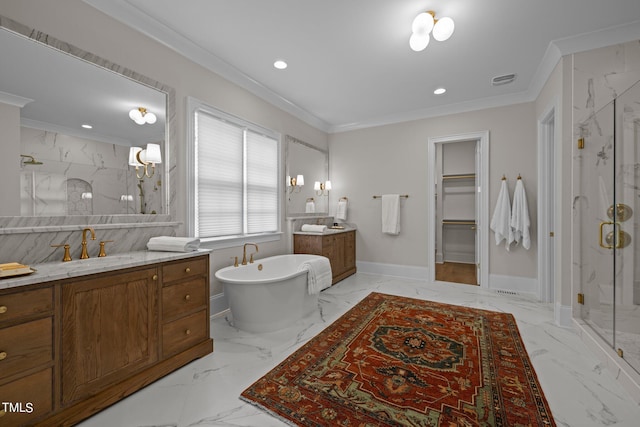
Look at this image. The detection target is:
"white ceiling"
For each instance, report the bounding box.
[85,0,640,133]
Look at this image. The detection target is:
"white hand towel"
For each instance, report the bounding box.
[147,236,200,252]
[381,194,401,235]
[301,224,327,233]
[490,180,513,250]
[305,200,316,213]
[336,199,348,221]
[511,179,531,250]
[299,256,333,294]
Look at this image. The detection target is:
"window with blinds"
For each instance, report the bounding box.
[190,101,280,241]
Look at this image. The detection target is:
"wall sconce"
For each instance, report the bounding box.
[129,107,157,125]
[287,174,304,193]
[129,143,162,179]
[409,10,455,52]
[120,195,134,202]
[314,180,332,196]
[81,192,93,200]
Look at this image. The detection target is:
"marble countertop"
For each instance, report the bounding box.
[293,227,356,236]
[0,249,211,291]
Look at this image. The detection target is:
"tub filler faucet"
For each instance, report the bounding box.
[242,243,258,265]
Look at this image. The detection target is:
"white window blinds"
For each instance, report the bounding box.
[194,108,279,239]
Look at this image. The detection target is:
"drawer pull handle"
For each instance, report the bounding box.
[185,267,191,273]
[0,351,7,361]
[185,329,191,336]
[152,274,158,281]
[0,306,7,314]
[184,294,191,301]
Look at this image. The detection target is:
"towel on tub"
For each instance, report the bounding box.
[147,236,200,252]
[299,256,332,294]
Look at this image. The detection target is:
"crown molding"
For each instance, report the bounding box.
[0,90,33,108]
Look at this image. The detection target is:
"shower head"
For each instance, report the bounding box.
[20,154,43,166]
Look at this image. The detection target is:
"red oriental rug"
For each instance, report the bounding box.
[241,292,555,426]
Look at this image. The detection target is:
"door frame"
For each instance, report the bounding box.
[537,101,558,304]
[427,131,489,287]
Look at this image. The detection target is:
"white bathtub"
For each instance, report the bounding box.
[214,254,324,333]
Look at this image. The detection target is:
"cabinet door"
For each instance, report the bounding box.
[344,231,356,271]
[61,267,159,405]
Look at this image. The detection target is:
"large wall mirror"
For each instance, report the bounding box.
[0,14,174,218]
[285,136,329,216]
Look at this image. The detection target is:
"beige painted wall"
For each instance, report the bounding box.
[0,0,328,295]
[329,102,538,279]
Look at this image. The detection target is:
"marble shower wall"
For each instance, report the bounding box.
[20,127,163,216]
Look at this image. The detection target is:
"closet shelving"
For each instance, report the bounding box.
[441,172,476,263]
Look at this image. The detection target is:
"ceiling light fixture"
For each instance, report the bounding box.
[434,87,446,95]
[81,124,93,129]
[274,60,288,70]
[409,11,455,52]
[128,107,157,125]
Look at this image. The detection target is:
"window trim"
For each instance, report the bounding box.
[186,97,282,248]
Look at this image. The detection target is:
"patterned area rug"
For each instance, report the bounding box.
[241,292,555,426]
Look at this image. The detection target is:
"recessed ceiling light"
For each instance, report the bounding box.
[273,60,287,70]
[81,124,93,129]
[434,88,446,95]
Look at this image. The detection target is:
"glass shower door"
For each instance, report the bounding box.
[614,80,640,374]
[579,78,640,375]
[579,99,615,350]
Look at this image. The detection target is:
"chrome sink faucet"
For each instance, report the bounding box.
[81,227,96,259]
[242,243,258,265]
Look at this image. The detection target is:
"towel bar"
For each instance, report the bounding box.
[373,195,409,199]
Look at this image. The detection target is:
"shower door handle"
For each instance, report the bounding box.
[599,221,614,249]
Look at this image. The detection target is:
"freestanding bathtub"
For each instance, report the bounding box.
[214,254,325,333]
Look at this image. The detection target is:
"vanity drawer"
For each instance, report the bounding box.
[162,256,208,284]
[162,310,208,357]
[0,287,53,326]
[0,367,53,425]
[0,317,53,380]
[162,277,207,322]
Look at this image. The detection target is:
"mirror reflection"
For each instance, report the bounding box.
[0,23,167,216]
[285,136,329,216]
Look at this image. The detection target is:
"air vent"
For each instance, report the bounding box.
[495,289,519,296]
[492,73,517,86]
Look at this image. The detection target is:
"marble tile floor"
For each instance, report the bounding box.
[78,273,640,427]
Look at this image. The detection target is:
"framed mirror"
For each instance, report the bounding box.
[285,135,329,217]
[0,14,175,218]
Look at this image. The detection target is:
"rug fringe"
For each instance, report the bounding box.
[239,396,300,427]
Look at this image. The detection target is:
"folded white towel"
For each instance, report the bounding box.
[305,200,316,213]
[147,236,200,252]
[511,179,531,250]
[301,224,327,233]
[299,256,332,294]
[381,194,401,235]
[490,180,513,250]
[336,199,348,221]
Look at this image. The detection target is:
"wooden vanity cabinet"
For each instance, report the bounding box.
[294,230,356,284]
[0,286,54,425]
[0,253,212,427]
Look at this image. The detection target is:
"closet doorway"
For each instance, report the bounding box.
[427,132,489,287]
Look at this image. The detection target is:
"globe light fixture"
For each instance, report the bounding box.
[409,11,455,52]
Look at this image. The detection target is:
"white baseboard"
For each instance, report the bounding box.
[487,274,538,298]
[356,261,429,281]
[555,302,572,328]
[210,293,229,318]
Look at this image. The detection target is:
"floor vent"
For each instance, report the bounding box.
[492,73,517,86]
[495,289,519,296]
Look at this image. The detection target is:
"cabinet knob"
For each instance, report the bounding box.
[185,329,191,336]
[185,267,191,273]
[152,274,158,281]
[0,351,7,361]
[184,294,191,301]
[0,306,6,314]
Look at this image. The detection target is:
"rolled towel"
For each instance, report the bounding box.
[147,236,200,252]
[298,256,333,294]
[301,224,327,233]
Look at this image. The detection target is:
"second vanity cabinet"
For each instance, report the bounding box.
[0,253,212,426]
[294,230,356,284]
